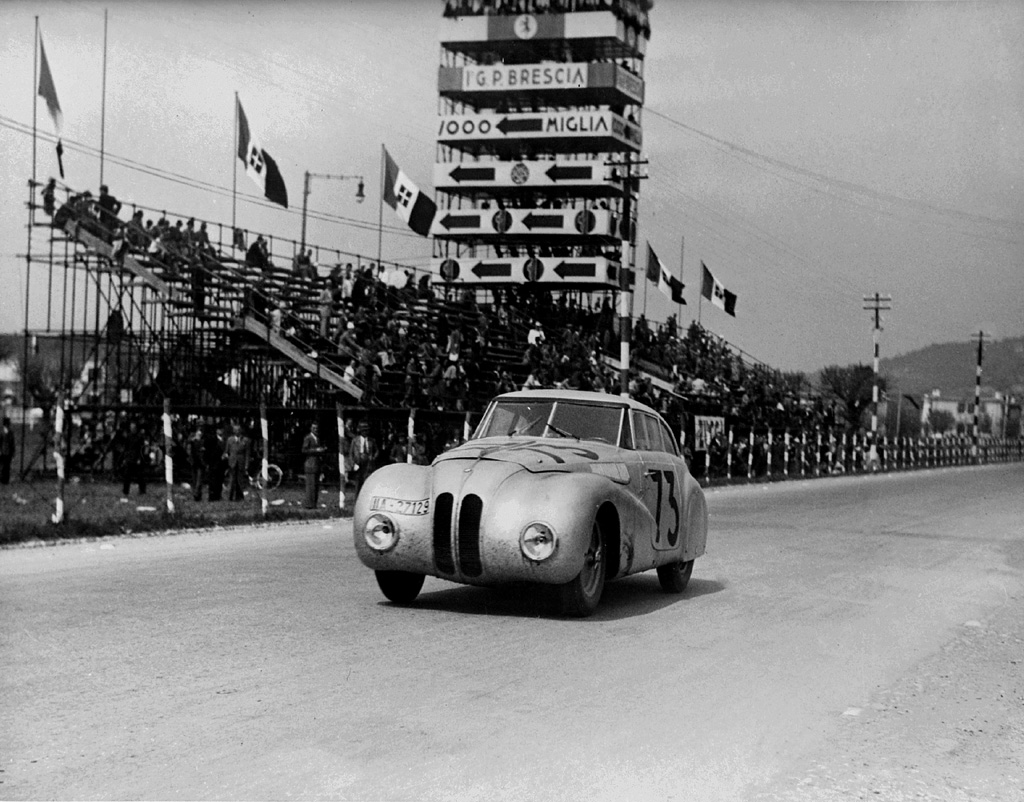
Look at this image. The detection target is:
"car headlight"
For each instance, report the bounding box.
[364,513,399,552]
[520,522,557,562]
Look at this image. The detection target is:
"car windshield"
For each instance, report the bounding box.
[475,399,623,445]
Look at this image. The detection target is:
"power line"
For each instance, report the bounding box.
[645,107,1023,237]
[0,115,423,242]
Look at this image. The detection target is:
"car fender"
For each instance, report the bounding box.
[475,469,629,583]
[353,463,435,571]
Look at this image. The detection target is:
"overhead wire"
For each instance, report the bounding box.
[0,115,424,242]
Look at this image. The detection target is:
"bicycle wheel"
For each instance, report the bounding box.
[255,463,283,490]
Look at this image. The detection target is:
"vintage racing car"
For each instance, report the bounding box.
[353,390,709,616]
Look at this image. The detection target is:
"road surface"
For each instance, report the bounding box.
[2,463,1022,801]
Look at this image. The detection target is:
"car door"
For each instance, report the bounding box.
[633,411,683,552]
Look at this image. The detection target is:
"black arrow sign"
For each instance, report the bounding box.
[449,165,495,183]
[496,116,544,136]
[439,213,481,230]
[545,164,593,182]
[471,262,512,279]
[554,261,596,279]
[521,212,564,230]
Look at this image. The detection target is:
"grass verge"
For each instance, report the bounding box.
[0,477,351,545]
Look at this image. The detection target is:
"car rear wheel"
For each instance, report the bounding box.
[375,570,425,604]
[558,518,605,617]
[657,559,694,594]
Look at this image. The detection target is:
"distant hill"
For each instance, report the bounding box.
[879,336,1024,400]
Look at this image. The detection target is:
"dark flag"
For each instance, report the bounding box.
[701,262,737,317]
[236,97,289,208]
[382,146,436,237]
[38,33,65,178]
[647,243,685,304]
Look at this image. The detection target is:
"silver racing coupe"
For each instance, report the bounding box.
[353,390,709,616]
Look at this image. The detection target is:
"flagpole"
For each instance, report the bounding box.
[25,16,39,478]
[641,246,648,319]
[376,143,384,269]
[32,17,38,189]
[232,92,238,236]
[99,7,108,188]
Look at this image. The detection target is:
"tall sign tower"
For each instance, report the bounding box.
[433,2,651,392]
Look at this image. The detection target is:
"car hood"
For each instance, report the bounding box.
[434,437,631,481]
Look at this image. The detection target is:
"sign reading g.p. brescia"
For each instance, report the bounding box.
[462,62,587,91]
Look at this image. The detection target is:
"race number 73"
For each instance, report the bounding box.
[648,469,680,548]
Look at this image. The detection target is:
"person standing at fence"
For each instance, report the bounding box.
[302,422,327,509]
[119,420,148,497]
[0,418,15,484]
[224,423,250,502]
[188,423,206,502]
[348,421,379,498]
[205,424,226,501]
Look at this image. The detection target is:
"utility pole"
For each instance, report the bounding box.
[863,292,892,469]
[618,152,634,397]
[971,329,991,462]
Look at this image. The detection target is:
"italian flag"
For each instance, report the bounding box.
[383,147,436,237]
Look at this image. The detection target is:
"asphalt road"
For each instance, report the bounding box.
[2,464,1022,801]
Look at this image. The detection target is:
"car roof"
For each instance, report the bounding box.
[492,389,660,417]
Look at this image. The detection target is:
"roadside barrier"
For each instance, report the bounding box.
[697,426,1022,485]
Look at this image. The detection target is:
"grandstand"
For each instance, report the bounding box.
[13,0,846,480]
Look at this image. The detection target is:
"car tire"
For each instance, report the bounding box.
[558,518,605,617]
[375,570,425,604]
[657,559,694,594]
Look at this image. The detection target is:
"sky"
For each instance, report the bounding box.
[1,0,1021,374]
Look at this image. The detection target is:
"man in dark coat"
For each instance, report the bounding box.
[0,418,15,485]
[223,423,251,502]
[97,184,122,242]
[347,421,379,498]
[188,423,206,501]
[119,420,148,497]
[205,425,226,501]
[302,422,327,509]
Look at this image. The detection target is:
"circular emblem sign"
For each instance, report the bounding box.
[574,210,596,234]
[523,258,544,282]
[514,14,538,40]
[492,209,512,234]
[510,162,530,185]
[440,259,460,282]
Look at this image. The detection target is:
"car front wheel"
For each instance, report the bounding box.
[375,570,425,604]
[558,518,605,617]
[657,559,694,594]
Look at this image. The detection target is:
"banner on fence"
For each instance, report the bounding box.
[694,416,726,451]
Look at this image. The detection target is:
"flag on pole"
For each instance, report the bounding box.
[38,33,65,178]
[646,243,685,304]
[701,262,737,316]
[236,97,289,208]
[382,147,436,237]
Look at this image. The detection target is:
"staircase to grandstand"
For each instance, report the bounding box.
[45,187,534,411]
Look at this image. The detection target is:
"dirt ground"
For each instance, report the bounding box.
[751,498,1024,801]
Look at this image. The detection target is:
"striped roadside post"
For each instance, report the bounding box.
[747,429,754,480]
[407,408,416,464]
[863,293,891,471]
[337,403,347,511]
[162,399,174,514]
[260,403,269,517]
[52,394,66,524]
[726,428,733,480]
[971,330,989,464]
